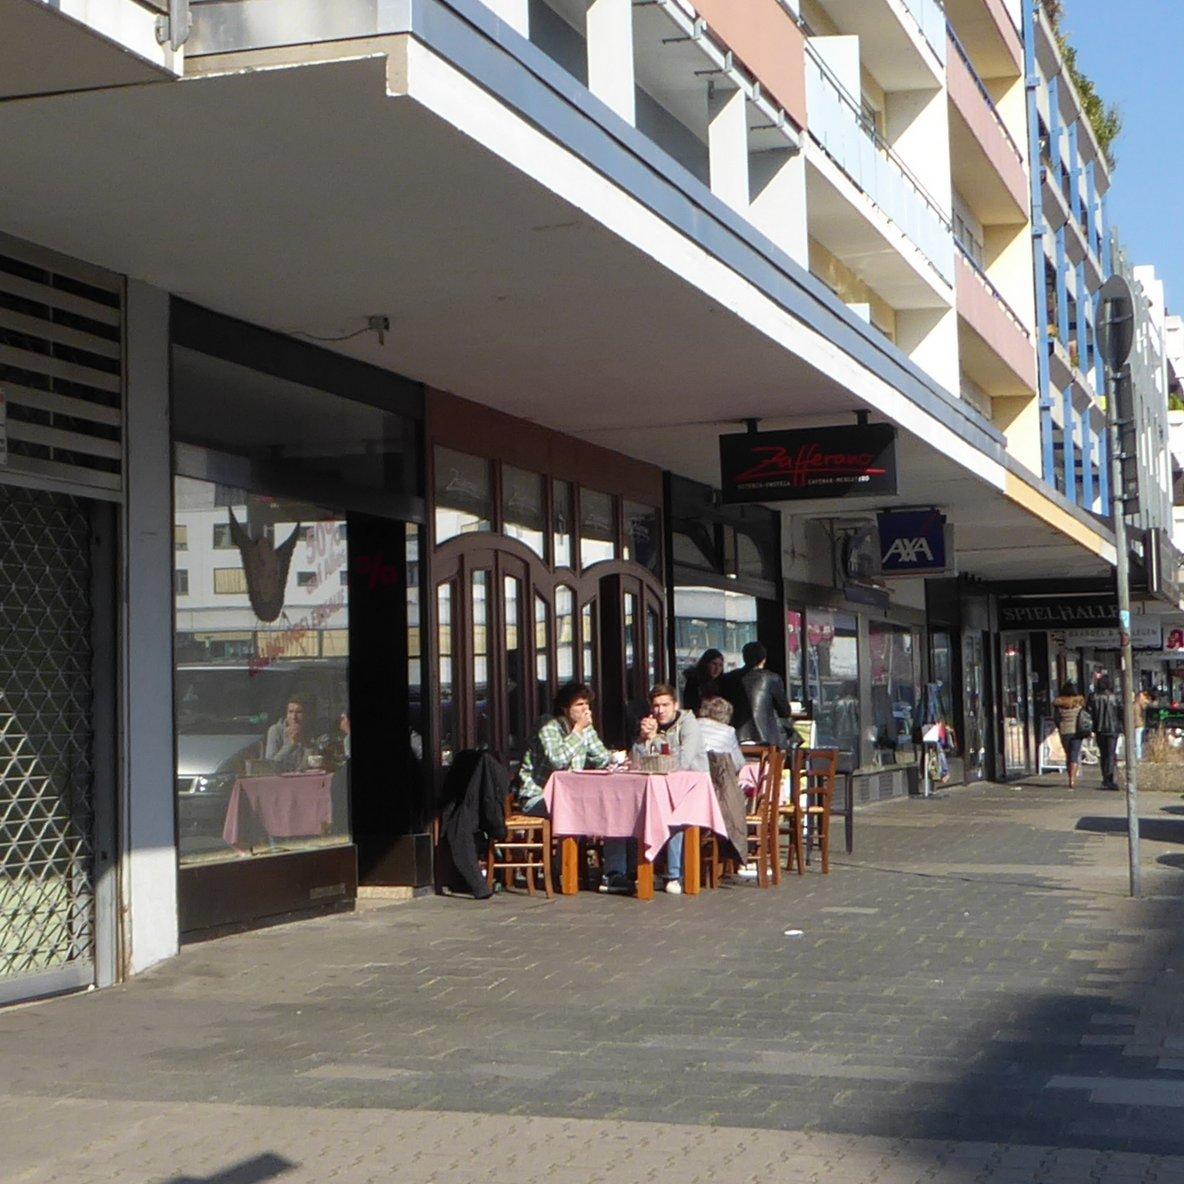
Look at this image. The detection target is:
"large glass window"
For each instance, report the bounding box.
[806,609,860,756]
[786,609,805,705]
[869,621,918,765]
[435,448,492,543]
[472,571,491,748]
[504,575,525,755]
[553,481,574,569]
[535,594,551,721]
[623,500,662,575]
[503,466,545,558]
[673,586,759,679]
[579,488,616,568]
[438,582,456,766]
[174,475,351,866]
[556,585,575,682]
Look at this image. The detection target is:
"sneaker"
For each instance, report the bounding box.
[665,879,683,895]
[734,866,758,879]
[598,872,632,895]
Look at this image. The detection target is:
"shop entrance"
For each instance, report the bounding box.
[1001,635,1034,776]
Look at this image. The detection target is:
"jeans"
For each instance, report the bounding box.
[1097,733,1120,787]
[603,833,684,880]
[1135,726,1146,762]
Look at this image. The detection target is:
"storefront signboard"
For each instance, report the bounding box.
[998,596,1118,629]
[719,424,897,504]
[1065,617,1163,650]
[876,509,949,576]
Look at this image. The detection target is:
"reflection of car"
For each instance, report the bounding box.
[175,662,348,843]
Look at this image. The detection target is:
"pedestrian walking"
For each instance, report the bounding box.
[1087,674,1122,790]
[1053,680,1087,789]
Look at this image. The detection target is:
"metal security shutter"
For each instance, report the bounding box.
[0,232,123,500]
[0,486,96,992]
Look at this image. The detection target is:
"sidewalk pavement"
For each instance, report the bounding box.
[4,775,1184,1183]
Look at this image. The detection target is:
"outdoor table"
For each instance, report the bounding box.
[543,768,728,900]
[222,771,334,850]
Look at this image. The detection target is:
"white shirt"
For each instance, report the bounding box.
[697,718,745,773]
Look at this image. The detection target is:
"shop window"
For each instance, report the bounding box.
[535,594,551,722]
[869,621,918,765]
[786,609,805,705]
[623,500,662,575]
[175,569,189,596]
[553,481,573,569]
[437,582,456,766]
[503,465,545,558]
[435,448,492,544]
[504,575,526,755]
[407,525,424,750]
[581,601,597,685]
[213,568,248,595]
[556,586,575,683]
[806,609,860,756]
[673,586,759,678]
[472,571,492,748]
[173,475,351,867]
[624,592,638,701]
[579,488,616,569]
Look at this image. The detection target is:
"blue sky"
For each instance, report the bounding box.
[1061,0,1184,310]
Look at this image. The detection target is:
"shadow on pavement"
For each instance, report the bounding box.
[1076,815,1184,843]
[168,1154,296,1184]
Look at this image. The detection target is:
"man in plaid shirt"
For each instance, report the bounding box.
[517,682,612,816]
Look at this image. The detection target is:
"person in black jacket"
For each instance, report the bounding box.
[720,641,792,746]
[1087,674,1122,790]
[437,749,509,898]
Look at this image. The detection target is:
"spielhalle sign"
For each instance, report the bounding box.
[720,424,897,504]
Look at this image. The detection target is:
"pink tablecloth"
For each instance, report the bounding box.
[222,772,334,848]
[543,769,728,862]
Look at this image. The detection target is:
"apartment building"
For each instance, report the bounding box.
[0,0,1128,1001]
[1022,0,1112,510]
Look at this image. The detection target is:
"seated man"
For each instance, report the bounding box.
[603,683,706,896]
[696,696,746,773]
[517,682,611,818]
[263,695,312,773]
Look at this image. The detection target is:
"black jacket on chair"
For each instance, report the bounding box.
[721,667,791,746]
[437,749,509,899]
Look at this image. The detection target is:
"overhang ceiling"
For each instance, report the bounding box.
[0,50,1106,582]
[0,0,169,98]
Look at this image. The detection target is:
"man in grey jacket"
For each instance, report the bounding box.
[602,684,706,896]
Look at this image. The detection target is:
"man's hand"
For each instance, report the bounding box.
[286,720,304,744]
[639,715,658,743]
[572,703,594,733]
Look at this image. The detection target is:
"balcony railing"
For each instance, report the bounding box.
[902,0,949,64]
[956,237,1031,340]
[804,41,954,284]
[948,25,1023,163]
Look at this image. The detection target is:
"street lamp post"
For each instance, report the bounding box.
[1097,274,1140,899]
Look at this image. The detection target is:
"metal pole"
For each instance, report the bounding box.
[1105,359,1141,898]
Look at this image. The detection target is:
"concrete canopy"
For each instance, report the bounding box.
[0,39,1109,582]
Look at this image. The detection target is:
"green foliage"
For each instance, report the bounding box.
[1040,0,1123,170]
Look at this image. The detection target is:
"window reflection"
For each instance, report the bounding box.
[435,448,492,543]
[579,488,616,568]
[556,586,575,682]
[438,582,455,765]
[623,500,662,575]
[581,600,596,685]
[807,609,860,757]
[869,622,917,765]
[673,586,758,678]
[553,481,573,569]
[472,571,491,747]
[535,594,550,723]
[173,475,350,866]
[503,466,545,558]
[504,575,525,755]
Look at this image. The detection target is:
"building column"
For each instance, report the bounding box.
[708,83,750,213]
[1062,388,1077,504]
[586,0,635,125]
[749,147,808,266]
[122,280,179,976]
[1081,416,1095,510]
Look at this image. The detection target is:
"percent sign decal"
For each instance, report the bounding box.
[353,553,400,591]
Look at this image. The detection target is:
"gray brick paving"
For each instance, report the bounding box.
[3,777,1184,1182]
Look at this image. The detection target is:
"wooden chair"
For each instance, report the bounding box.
[784,748,838,874]
[486,793,554,898]
[742,744,783,888]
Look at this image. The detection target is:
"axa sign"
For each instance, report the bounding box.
[877,510,949,577]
